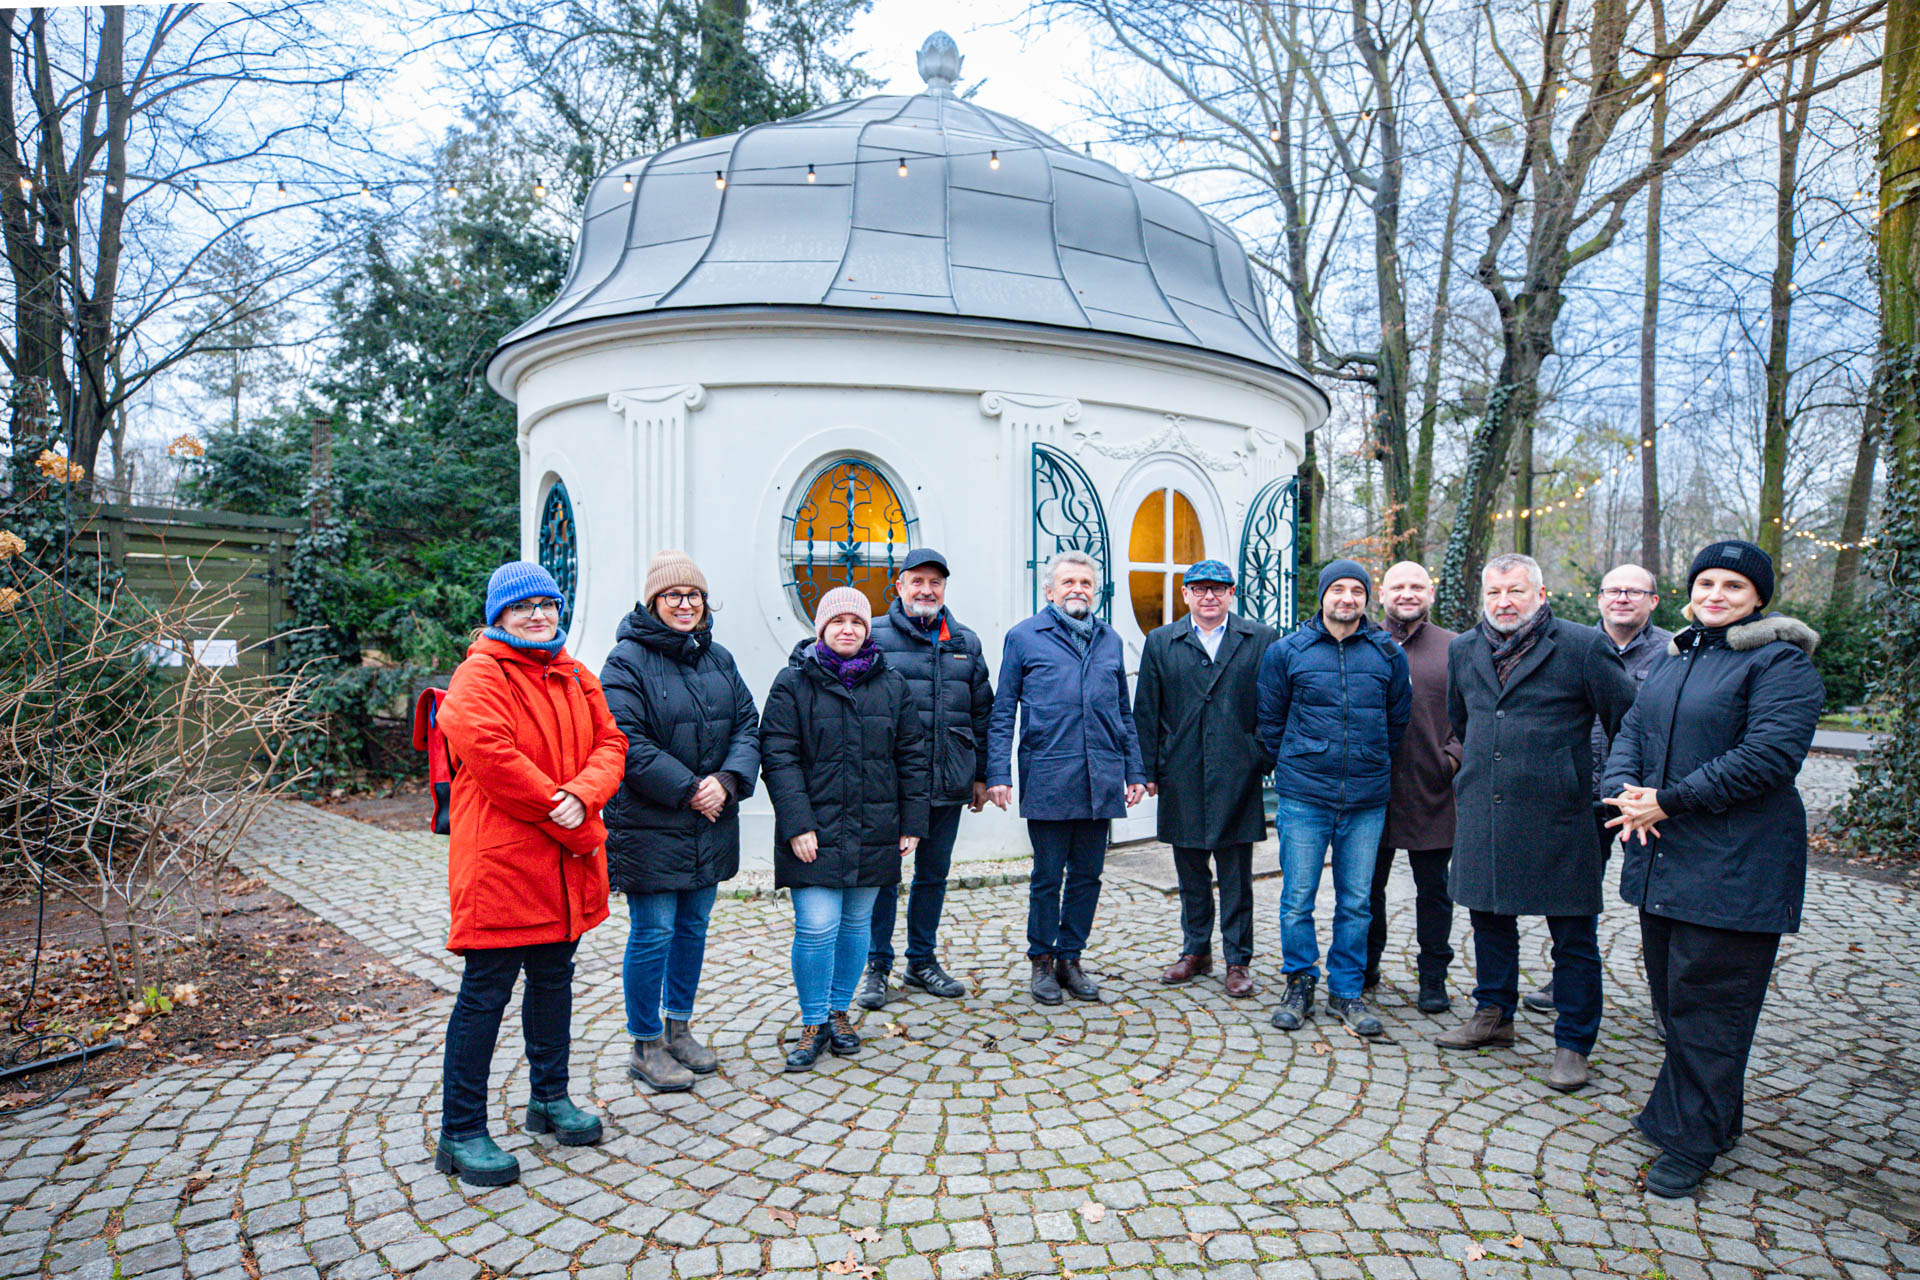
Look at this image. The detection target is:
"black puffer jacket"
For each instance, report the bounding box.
[868,600,993,806]
[760,642,930,891]
[599,605,761,895]
[1603,613,1824,934]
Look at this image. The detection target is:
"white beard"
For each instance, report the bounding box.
[902,599,942,620]
[1057,599,1093,619]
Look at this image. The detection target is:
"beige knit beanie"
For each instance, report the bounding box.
[644,550,709,604]
[813,585,872,640]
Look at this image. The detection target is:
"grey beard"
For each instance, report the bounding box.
[1483,612,1520,634]
[902,599,942,620]
[1057,598,1093,619]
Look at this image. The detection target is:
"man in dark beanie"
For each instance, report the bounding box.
[1435,553,1636,1094]
[1257,559,1412,1037]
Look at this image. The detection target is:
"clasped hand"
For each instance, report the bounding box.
[789,832,920,862]
[1603,785,1668,844]
[547,789,585,829]
[689,775,728,822]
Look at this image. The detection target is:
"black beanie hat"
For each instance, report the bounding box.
[1318,558,1373,604]
[1686,539,1774,607]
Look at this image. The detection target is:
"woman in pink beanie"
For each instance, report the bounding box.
[759,587,930,1070]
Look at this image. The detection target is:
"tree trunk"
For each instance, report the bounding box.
[1638,68,1668,579]
[1436,340,1545,628]
[1411,142,1467,551]
[1515,417,1535,556]
[1831,388,1882,607]
[309,413,333,531]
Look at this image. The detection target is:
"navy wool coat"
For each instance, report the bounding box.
[987,610,1147,822]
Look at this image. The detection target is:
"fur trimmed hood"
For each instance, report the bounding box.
[1667,612,1820,657]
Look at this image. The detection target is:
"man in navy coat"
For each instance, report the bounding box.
[987,549,1147,1006]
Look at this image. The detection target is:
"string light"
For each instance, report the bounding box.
[536,177,548,197]
[1746,48,1761,67]
[897,158,909,177]
[622,174,634,192]
[15,177,29,195]
[1556,84,1569,98]
[711,172,723,190]
[1651,70,1665,85]
[989,150,999,170]
[277,180,286,193]
[1268,127,1280,141]
[360,180,369,195]
[805,164,816,183]
[192,178,201,194]
[1464,92,1477,107]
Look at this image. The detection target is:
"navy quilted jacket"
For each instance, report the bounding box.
[1256,614,1412,812]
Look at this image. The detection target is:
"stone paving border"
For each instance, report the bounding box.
[3,796,1917,1280]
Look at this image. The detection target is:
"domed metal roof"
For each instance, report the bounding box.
[493,33,1313,386]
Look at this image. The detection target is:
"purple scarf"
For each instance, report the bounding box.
[1479,602,1554,685]
[814,638,881,688]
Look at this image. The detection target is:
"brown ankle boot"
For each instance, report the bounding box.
[1435,1006,1516,1049]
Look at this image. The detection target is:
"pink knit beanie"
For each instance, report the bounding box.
[813,586,872,640]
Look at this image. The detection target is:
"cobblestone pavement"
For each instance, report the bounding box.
[6,787,1918,1280]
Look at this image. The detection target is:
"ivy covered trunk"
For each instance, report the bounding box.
[1834,0,1920,857]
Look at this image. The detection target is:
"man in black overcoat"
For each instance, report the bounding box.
[1436,552,1636,1093]
[1132,560,1278,998]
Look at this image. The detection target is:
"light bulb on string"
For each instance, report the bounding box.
[192,178,201,194]
[536,177,548,197]
[277,180,286,194]
[1652,70,1665,85]
[897,158,909,177]
[16,176,29,195]
[622,175,634,192]
[1464,92,1477,106]
[447,181,459,197]
[1268,127,1280,141]
[711,172,723,190]
[989,151,999,170]
[1556,84,1569,98]
[360,180,370,196]
[1745,48,1761,67]
[805,164,815,183]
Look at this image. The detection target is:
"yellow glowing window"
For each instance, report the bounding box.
[783,458,917,622]
[1128,488,1204,634]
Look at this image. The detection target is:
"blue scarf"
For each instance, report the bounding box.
[1048,603,1095,655]
[483,625,568,658]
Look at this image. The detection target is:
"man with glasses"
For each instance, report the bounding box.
[1523,564,1671,1019]
[1133,561,1277,998]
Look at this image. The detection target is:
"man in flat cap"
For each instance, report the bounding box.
[1133,560,1278,998]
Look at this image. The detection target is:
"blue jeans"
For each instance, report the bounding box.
[870,805,962,970]
[791,886,882,1026]
[441,939,577,1140]
[1274,796,1386,999]
[622,887,716,1041]
[1026,819,1108,961]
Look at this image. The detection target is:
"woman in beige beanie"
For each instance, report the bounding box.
[759,587,930,1071]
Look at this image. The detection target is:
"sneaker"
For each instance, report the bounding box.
[1269,973,1316,1031]
[902,959,966,998]
[855,962,890,1011]
[1523,978,1556,1014]
[1327,994,1384,1037]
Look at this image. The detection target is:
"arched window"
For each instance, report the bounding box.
[1127,487,1205,634]
[782,458,918,621]
[538,479,578,627]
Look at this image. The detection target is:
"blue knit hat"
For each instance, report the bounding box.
[1182,559,1234,586]
[485,561,565,624]
[1318,558,1373,603]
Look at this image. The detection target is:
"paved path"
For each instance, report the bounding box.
[5,794,1918,1280]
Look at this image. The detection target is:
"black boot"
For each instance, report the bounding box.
[1055,955,1100,1002]
[827,1010,862,1057]
[784,1023,832,1072]
[902,959,966,998]
[1269,973,1316,1030]
[1030,956,1063,1006]
[1416,976,1452,1014]
[855,962,889,1011]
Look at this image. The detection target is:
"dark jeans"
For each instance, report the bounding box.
[870,804,963,971]
[1637,910,1781,1169]
[441,939,578,1140]
[1468,910,1602,1054]
[1026,818,1107,960]
[1172,843,1254,965]
[1539,813,1618,991]
[1365,843,1454,984]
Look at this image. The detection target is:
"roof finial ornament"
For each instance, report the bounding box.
[917,32,962,97]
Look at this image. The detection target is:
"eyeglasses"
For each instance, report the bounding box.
[661,590,707,607]
[1185,584,1233,598]
[1598,587,1654,600]
[506,599,561,619]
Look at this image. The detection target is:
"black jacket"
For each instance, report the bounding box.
[598,606,761,895]
[868,600,994,807]
[1133,613,1278,848]
[1447,617,1637,916]
[1603,613,1824,934]
[760,643,931,891]
[1589,620,1673,796]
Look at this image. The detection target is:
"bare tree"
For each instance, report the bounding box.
[0,5,384,495]
[1418,0,1884,625]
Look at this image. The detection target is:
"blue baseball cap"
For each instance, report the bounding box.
[1182,559,1235,586]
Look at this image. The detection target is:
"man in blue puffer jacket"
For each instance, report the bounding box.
[1257,559,1412,1037]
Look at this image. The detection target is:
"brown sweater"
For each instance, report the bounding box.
[1383,618,1461,851]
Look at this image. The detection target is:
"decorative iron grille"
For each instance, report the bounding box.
[537,480,579,628]
[1237,475,1300,630]
[1031,443,1112,621]
[782,458,918,620]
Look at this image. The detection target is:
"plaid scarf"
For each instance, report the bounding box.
[1479,602,1554,685]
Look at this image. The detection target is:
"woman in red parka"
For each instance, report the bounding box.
[432,561,627,1187]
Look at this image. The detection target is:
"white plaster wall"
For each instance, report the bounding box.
[505,315,1312,863]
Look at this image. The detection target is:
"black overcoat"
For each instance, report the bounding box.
[1133,613,1278,848]
[599,606,761,896]
[1447,617,1636,916]
[1603,613,1824,934]
[760,645,931,891]
[868,600,994,807]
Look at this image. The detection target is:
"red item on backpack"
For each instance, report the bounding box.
[412,686,456,834]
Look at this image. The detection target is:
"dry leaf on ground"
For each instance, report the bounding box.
[1311,1042,1330,1055]
[766,1207,798,1227]
[848,1226,879,1243]
[1078,1200,1106,1223]
[1466,1242,1487,1261]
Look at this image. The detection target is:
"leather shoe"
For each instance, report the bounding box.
[1222,964,1254,998]
[1523,979,1556,1014]
[1161,953,1213,984]
[523,1096,602,1146]
[1546,1046,1589,1092]
[664,1018,718,1074]
[1643,1152,1707,1198]
[434,1133,520,1187]
[1030,956,1063,1006]
[1416,979,1452,1014]
[1435,1006,1516,1049]
[902,959,966,998]
[1055,955,1100,1002]
[785,1023,832,1072]
[827,1011,862,1057]
[628,1035,695,1092]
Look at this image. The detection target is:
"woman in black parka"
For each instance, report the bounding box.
[1602,540,1824,1199]
[599,552,760,1093]
[760,586,929,1072]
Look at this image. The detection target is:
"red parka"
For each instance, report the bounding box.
[438,637,628,952]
